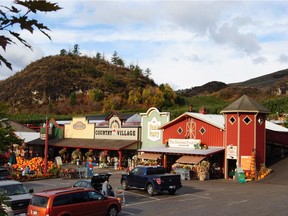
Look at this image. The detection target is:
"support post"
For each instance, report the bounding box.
[44,117,49,174]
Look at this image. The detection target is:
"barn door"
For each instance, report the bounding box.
[185,120,196,139]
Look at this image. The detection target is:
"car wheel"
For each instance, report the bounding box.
[107,205,118,216]
[121,179,128,190]
[147,184,154,196]
[168,189,176,195]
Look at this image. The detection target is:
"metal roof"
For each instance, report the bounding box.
[160,112,225,130]
[15,132,40,143]
[139,145,224,155]
[266,121,288,132]
[221,95,270,113]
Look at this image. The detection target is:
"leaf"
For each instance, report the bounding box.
[0,55,12,70]
[0,36,13,50]
[16,1,62,13]
[9,31,32,49]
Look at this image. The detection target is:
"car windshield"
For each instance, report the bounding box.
[0,184,29,196]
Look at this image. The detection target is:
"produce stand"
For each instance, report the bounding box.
[60,167,87,179]
[175,168,191,180]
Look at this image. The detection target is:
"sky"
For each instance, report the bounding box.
[1,0,288,90]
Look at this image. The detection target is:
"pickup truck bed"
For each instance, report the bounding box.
[121,166,182,196]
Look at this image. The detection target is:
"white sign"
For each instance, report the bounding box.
[54,156,63,166]
[148,117,161,141]
[227,145,237,159]
[169,139,201,149]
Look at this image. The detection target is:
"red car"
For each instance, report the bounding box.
[27,187,121,216]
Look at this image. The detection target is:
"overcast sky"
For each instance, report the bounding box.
[1,0,288,90]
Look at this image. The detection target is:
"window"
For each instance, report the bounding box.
[199,127,206,135]
[71,192,88,204]
[243,116,251,125]
[0,184,28,196]
[53,194,72,206]
[177,127,183,135]
[88,191,102,201]
[31,196,48,207]
[229,116,236,125]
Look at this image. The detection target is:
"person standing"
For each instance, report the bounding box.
[101,179,109,196]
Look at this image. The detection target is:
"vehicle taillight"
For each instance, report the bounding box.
[155,178,161,185]
[45,207,51,216]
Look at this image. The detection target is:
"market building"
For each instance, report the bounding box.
[24,95,288,179]
[26,112,141,168]
[138,95,288,180]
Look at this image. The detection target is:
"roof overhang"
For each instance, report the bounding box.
[176,155,205,164]
[26,138,139,150]
[139,145,224,156]
[138,153,162,160]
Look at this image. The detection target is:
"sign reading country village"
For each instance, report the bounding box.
[95,128,139,140]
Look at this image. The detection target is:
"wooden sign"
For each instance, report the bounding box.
[241,156,252,171]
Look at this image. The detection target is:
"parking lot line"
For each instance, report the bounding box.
[124,194,193,207]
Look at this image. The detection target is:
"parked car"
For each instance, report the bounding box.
[72,172,115,197]
[27,187,121,216]
[0,180,34,215]
[121,165,182,196]
[0,167,13,180]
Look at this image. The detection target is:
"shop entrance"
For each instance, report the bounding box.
[227,159,237,179]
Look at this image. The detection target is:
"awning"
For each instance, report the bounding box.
[26,138,139,150]
[176,155,205,164]
[139,145,224,155]
[138,153,161,160]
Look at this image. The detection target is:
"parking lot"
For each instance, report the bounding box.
[23,157,288,216]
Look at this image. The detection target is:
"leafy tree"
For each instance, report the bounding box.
[142,85,164,107]
[72,44,80,56]
[0,119,23,154]
[116,58,125,67]
[95,52,102,61]
[88,89,104,102]
[144,68,151,77]
[0,0,61,70]
[111,51,119,64]
[0,104,22,154]
[102,95,123,112]
[69,92,76,106]
[59,49,67,56]
[159,83,177,107]
[128,88,142,105]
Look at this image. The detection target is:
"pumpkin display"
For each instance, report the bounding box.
[11,156,55,174]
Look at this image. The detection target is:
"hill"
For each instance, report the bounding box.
[177,68,288,100]
[229,68,288,90]
[0,54,287,120]
[0,55,159,114]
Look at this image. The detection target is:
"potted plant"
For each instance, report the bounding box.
[71,149,82,164]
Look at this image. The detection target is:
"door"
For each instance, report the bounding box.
[86,191,107,216]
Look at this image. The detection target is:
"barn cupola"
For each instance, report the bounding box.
[220,95,270,179]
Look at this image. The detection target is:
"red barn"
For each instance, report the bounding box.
[140,95,287,180]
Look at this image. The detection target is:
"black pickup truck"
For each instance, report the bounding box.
[120,166,182,196]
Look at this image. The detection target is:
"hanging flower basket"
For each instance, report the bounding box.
[85,149,94,158]
[71,149,82,164]
[59,148,66,156]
